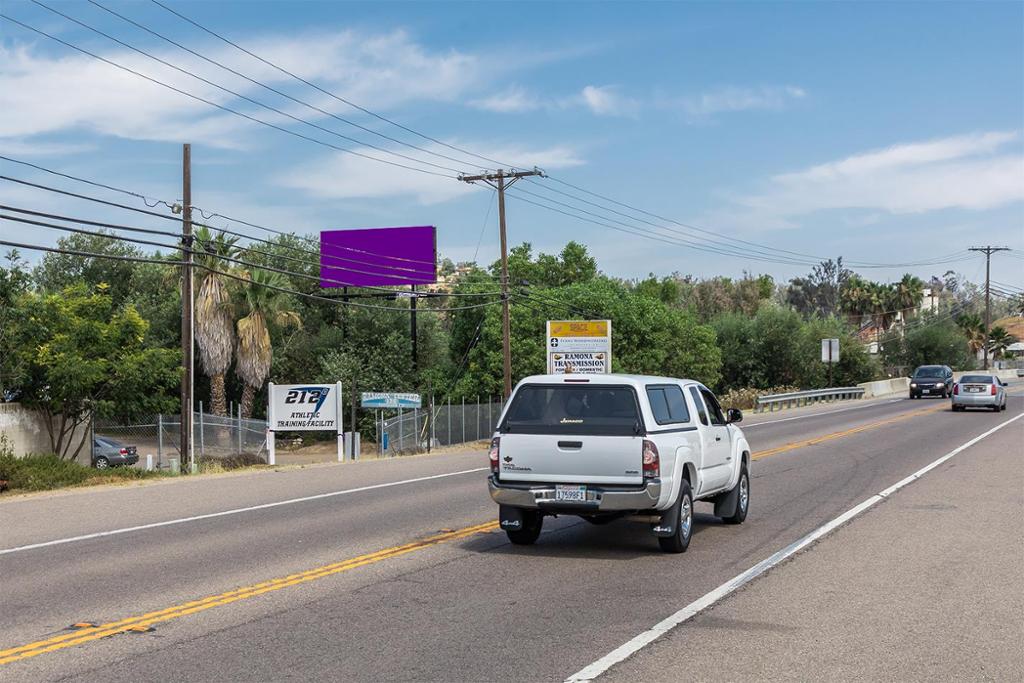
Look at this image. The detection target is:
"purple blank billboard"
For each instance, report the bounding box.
[320,226,437,288]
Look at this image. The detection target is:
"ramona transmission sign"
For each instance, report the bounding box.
[546,320,612,374]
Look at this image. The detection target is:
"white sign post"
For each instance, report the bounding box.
[821,338,840,388]
[267,382,344,465]
[546,320,612,374]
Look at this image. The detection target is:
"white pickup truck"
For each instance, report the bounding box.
[488,374,751,553]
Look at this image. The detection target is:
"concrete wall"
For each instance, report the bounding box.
[0,403,89,458]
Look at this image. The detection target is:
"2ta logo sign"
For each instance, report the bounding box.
[284,387,330,414]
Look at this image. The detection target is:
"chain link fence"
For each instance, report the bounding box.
[376,398,505,456]
[94,410,268,468]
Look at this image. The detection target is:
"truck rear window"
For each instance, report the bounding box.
[499,385,641,436]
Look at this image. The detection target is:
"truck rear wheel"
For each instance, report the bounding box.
[505,511,543,545]
[658,481,693,554]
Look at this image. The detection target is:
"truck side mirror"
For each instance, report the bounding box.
[726,408,743,424]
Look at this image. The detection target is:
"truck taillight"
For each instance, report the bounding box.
[953,384,959,395]
[119,448,128,455]
[642,439,659,479]
[991,384,997,395]
[489,437,500,474]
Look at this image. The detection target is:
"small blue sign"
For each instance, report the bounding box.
[361,392,422,409]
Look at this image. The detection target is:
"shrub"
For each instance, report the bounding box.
[718,385,800,410]
[0,451,166,493]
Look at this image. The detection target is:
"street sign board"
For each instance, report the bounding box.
[270,384,341,431]
[361,392,422,409]
[546,320,612,374]
[821,338,840,363]
[267,382,345,465]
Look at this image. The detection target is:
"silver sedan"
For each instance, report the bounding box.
[951,374,1007,412]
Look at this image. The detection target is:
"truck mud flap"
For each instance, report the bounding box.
[499,505,526,531]
[651,504,679,538]
[713,484,740,518]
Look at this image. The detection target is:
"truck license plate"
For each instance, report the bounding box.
[555,485,587,502]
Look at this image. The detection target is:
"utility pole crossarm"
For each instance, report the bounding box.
[459,168,546,398]
[968,246,1010,370]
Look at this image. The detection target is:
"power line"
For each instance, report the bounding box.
[0,174,443,279]
[87,0,492,175]
[1,203,503,297]
[0,13,454,179]
[149,0,518,172]
[0,235,507,313]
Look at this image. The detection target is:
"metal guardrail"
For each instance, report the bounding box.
[755,387,865,413]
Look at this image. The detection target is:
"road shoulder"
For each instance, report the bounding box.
[606,417,1024,682]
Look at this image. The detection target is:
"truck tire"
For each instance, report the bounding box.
[721,464,750,525]
[658,480,693,554]
[506,511,543,545]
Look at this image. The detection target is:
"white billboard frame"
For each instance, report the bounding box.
[546,320,612,375]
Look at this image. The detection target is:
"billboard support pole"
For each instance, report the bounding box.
[410,284,418,373]
[459,168,545,398]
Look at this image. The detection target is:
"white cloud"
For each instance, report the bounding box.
[277,142,584,205]
[578,85,638,117]
[0,138,96,157]
[0,30,484,149]
[723,130,1024,227]
[671,85,806,117]
[470,86,540,113]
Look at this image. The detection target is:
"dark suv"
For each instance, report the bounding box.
[909,365,954,399]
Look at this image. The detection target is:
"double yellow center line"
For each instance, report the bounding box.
[0,521,499,665]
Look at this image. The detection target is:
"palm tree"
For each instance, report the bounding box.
[839,274,872,323]
[868,282,898,331]
[987,326,1017,360]
[234,269,301,418]
[956,313,986,356]
[193,227,240,416]
[894,274,925,322]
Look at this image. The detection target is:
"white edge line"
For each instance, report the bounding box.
[565,411,1024,683]
[0,467,489,556]
[742,398,903,429]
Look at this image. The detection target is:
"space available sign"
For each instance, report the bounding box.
[546,320,612,374]
[269,383,342,431]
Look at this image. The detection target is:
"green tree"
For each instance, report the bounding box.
[457,278,721,398]
[6,284,180,459]
[883,318,974,371]
[786,258,850,318]
[194,227,241,416]
[234,269,302,417]
[33,231,142,305]
[894,274,925,321]
[0,250,32,400]
[956,313,986,356]
[987,325,1017,360]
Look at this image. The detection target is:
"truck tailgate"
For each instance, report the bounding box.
[498,433,644,485]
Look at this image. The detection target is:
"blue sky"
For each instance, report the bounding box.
[2,0,1022,287]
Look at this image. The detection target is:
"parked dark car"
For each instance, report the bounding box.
[91,436,139,469]
[909,365,954,398]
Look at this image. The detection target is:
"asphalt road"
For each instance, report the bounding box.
[1,389,1021,682]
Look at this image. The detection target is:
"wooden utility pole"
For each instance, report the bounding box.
[180,144,194,472]
[968,246,1009,370]
[459,168,544,398]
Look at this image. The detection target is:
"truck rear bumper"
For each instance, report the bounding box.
[488,475,662,512]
